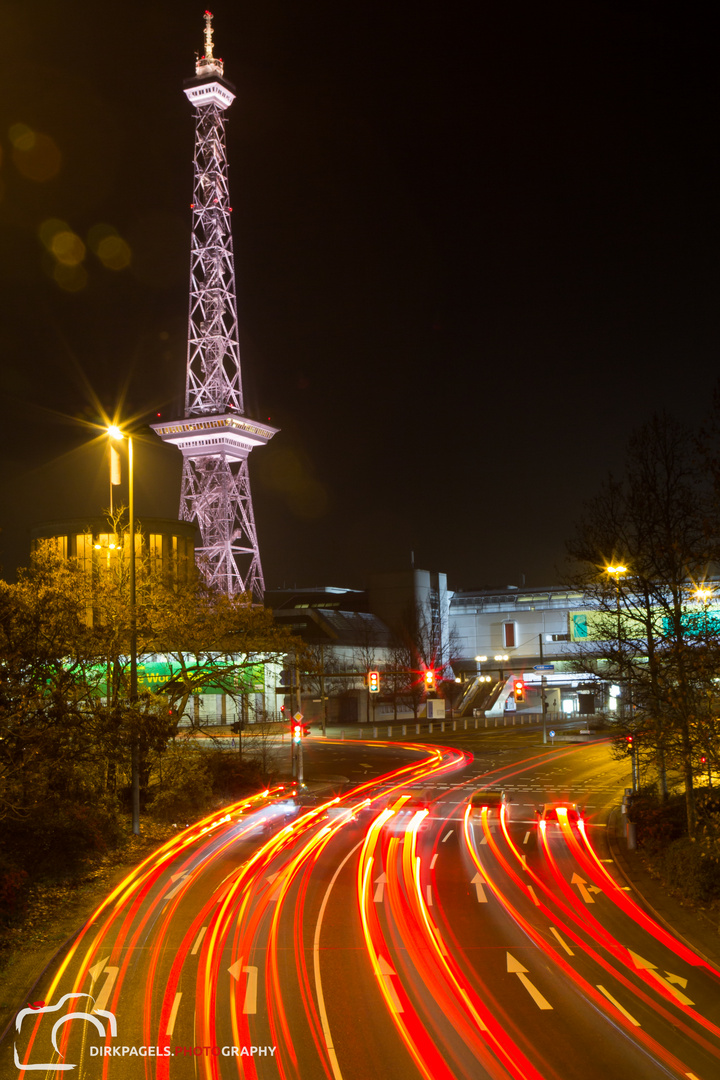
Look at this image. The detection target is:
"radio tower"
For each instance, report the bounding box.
[153,11,277,601]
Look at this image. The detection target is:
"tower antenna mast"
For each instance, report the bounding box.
[153,11,277,600]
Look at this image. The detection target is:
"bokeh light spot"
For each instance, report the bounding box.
[38,218,70,250]
[9,123,35,150]
[51,230,86,267]
[97,234,131,270]
[12,131,61,182]
[53,262,87,292]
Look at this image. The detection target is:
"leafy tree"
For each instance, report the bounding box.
[566,414,720,836]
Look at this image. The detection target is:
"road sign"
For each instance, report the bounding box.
[293,711,304,722]
[549,730,555,738]
[534,664,555,671]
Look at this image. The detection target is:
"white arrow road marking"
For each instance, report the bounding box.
[378,956,404,1013]
[373,872,386,903]
[442,829,453,843]
[628,951,694,1006]
[523,831,531,845]
[228,960,258,1013]
[266,872,282,901]
[597,985,641,1026]
[92,965,119,1014]
[527,886,540,906]
[88,957,109,983]
[191,926,207,955]
[479,834,488,845]
[506,953,552,1010]
[471,872,488,903]
[164,873,191,901]
[430,853,439,869]
[570,873,601,903]
[549,927,574,956]
[665,972,688,989]
[166,992,182,1036]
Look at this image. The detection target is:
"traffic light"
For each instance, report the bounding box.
[368,670,380,693]
[513,680,525,703]
[424,669,436,692]
[292,723,303,743]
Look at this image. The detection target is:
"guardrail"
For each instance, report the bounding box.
[337,714,603,741]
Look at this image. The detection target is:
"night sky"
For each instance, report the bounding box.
[0,2,718,592]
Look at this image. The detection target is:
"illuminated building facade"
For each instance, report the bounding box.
[152,12,276,601]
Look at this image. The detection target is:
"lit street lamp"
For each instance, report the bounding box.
[108,425,139,835]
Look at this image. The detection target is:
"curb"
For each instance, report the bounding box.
[605,805,719,966]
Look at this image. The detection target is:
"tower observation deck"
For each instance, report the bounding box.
[152,11,277,601]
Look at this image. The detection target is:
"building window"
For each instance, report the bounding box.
[503,622,517,649]
[545,633,570,642]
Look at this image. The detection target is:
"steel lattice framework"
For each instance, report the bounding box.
[153,12,277,601]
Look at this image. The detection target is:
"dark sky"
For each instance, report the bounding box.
[0,1,718,591]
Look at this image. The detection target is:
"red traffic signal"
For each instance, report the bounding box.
[368,670,380,693]
[292,723,303,743]
[424,669,436,692]
[513,680,525,703]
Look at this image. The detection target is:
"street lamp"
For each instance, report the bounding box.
[108,426,139,834]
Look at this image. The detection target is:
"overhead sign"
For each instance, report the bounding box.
[534,665,555,671]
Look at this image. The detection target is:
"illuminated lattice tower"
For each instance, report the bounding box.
[153,12,277,600]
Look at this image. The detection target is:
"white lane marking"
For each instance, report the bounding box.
[191,926,207,955]
[549,927,574,956]
[89,957,109,982]
[471,872,488,903]
[430,853,438,869]
[313,838,364,1080]
[527,886,540,906]
[597,984,640,1026]
[506,953,553,1010]
[166,992,182,1036]
[426,885,433,907]
[442,830,453,843]
[522,831,531,845]
[479,835,488,845]
[373,872,386,903]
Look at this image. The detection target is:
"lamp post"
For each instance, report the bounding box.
[607,563,632,788]
[108,426,139,834]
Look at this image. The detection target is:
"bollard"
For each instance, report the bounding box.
[387,726,392,737]
[416,724,420,735]
[402,724,406,736]
[429,723,433,734]
[484,717,487,728]
[373,726,377,738]
[627,822,637,851]
[441,722,445,732]
[340,729,344,740]
[464,719,468,730]
[512,716,515,726]
[452,721,456,731]
[625,788,632,797]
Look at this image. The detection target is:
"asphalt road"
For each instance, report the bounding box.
[5,731,720,1080]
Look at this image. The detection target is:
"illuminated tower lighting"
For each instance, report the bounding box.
[153,11,277,600]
